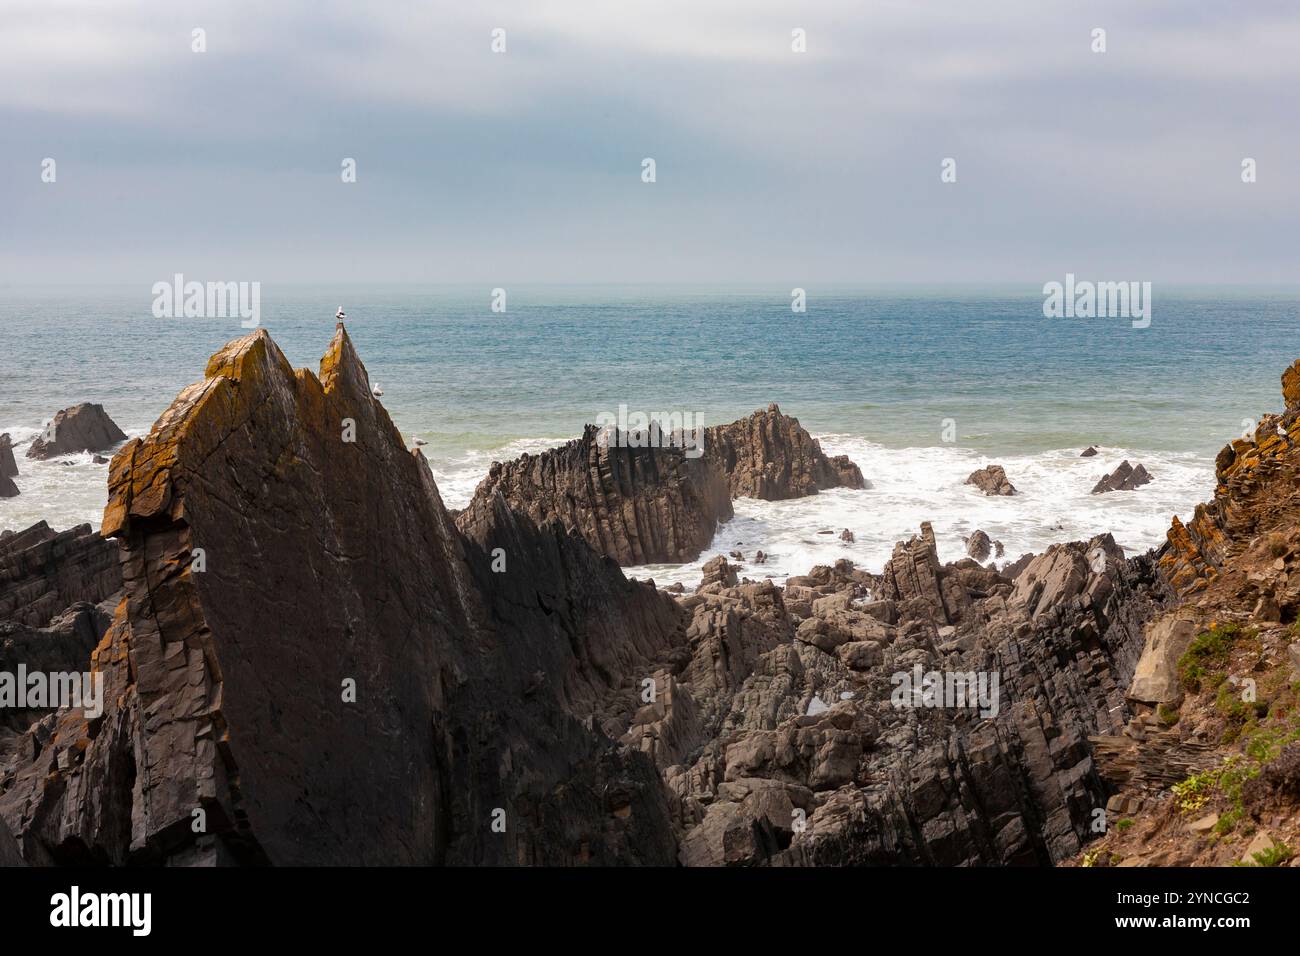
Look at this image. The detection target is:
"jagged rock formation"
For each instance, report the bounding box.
[1076,362,1300,867]
[25,403,126,460]
[1081,446,1099,457]
[0,602,112,749]
[702,404,864,500]
[0,434,17,478]
[0,476,16,499]
[21,327,1292,869]
[649,525,1169,865]
[0,523,121,628]
[459,404,864,565]
[1091,460,1152,494]
[965,530,992,562]
[1,327,687,866]
[965,464,1016,496]
[457,425,733,566]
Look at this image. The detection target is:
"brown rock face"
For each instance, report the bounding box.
[1,327,686,866]
[25,404,127,460]
[703,404,865,501]
[965,464,1016,496]
[1091,460,1152,494]
[965,530,992,562]
[0,475,16,499]
[461,403,864,565]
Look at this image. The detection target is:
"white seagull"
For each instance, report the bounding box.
[412,436,427,447]
[372,384,384,398]
[336,306,347,321]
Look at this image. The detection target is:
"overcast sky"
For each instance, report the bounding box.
[2,0,1298,285]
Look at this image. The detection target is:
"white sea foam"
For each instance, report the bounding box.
[0,424,150,533]
[2,424,1217,595]
[622,435,1217,589]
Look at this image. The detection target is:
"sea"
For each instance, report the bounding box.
[2,285,1296,587]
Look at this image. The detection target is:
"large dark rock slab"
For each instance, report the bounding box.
[0,327,683,866]
[0,434,17,478]
[460,403,865,565]
[25,403,127,459]
[458,424,733,566]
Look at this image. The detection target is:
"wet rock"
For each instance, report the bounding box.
[1081,446,1099,457]
[457,423,731,566]
[704,404,865,501]
[965,464,1016,496]
[0,475,16,499]
[25,404,126,460]
[1091,460,1152,494]
[0,434,17,478]
[839,529,855,543]
[459,404,863,565]
[965,530,992,562]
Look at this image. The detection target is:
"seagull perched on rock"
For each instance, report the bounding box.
[371,384,384,398]
[336,306,347,321]
[412,436,427,447]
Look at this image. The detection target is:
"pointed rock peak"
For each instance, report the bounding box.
[202,327,281,382]
[320,322,370,396]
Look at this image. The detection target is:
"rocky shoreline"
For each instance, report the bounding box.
[1,327,1297,866]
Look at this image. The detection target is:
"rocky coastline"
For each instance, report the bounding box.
[1,327,1298,866]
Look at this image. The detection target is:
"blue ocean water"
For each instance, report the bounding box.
[2,285,1297,584]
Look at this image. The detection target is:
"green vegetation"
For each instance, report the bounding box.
[1115,818,1134,832]
[1178,623,1253,694]
[1234,842,1293,867]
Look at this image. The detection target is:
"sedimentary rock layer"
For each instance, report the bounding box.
[0,327,687,866]
[0,523,121,628]
[460,403,865,565]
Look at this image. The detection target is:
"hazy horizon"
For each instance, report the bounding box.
[3,0,1298,286]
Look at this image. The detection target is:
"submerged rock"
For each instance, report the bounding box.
[25,404,126,459]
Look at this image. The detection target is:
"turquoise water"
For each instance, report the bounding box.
[4,284,1295,456]
[2,285,1297,582]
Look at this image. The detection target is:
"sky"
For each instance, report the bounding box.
[1,0,1298,285]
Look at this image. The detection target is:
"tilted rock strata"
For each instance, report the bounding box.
[702,404,865,501]
[1,327,685,866]
[654,527,1169,865]
[457,424,733,566]
[459,404,864,565]
[0,522,121,628]
[1091,460,1152,494]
